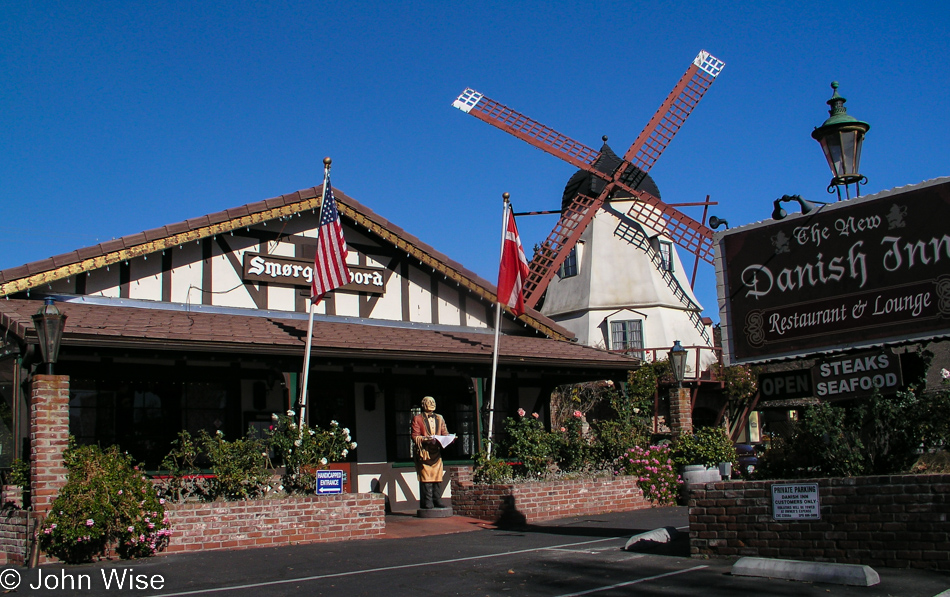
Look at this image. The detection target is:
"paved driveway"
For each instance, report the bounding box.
[10,507,950,596]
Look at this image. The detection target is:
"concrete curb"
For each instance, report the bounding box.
[732,557,880,586]
[623,527,678,551]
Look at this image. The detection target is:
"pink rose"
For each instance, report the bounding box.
[531,412,539,419]
[573,410,582,418]
[517,408,526,417]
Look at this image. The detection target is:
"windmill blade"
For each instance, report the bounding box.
[619,50,725,189]
[522,192,604,307]
[453,89,606,175]
[622,186,715,264]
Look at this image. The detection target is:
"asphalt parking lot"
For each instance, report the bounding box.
[10,507,950,596]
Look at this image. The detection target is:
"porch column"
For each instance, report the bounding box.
[668,387,693,438]
[30,375,69,515]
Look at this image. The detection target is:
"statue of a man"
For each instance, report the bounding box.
[410,396,449,509]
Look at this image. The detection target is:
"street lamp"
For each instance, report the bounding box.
[32,298,66,375]
[811,81,870,200]
[669,340,688,388]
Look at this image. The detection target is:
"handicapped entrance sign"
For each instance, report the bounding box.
[316,469,345,495]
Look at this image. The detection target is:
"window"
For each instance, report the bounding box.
[559,247,578,279]
[610,320,644,357]
[659,241,674,272]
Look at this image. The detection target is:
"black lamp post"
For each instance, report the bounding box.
[669,340,688,388]
[32,298,66,375]
[811,81,870,200]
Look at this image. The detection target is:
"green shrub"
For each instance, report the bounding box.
[38,442,170,563]
[672,426,736,469]
[472,451,512,484]
[756,381,950,479]
[156,431,209,503]
[6,458,29,487]
[497,411,557,477]
[200,429,271,501]
[556,411,594,472]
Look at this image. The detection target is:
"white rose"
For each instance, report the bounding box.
[294,439,302,447]
[271,413,279,421]
[331,420,339,427]
[343,427,350,435]
[350,442,357,450]
[341,449,348,457]
[287,410,296,417]
[320,458,328,465]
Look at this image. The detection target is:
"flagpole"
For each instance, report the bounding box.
[298,157,332,432]
[486,192,510,458]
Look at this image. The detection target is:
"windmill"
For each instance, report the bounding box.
[452,50,724,311]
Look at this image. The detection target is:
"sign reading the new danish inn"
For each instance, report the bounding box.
[242,252,385,294]
[716,178,950,365]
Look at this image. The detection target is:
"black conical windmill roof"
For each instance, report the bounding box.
[560,140,660,211]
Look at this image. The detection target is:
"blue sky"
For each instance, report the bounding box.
[2,1,948,321]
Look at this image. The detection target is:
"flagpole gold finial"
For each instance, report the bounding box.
[503,192,510,204]
[323,157,332,168]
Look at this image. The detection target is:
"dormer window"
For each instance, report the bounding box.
[558,241,584,279]
[659,241,674,272]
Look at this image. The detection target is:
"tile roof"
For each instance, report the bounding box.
[0,299,637,370]
[0,186,573,340]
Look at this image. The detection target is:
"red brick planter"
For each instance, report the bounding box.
[449,467,652,525]
[164,493,385,554]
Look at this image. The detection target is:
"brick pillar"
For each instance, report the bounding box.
[30,375,70,515]
[668,387,693,438]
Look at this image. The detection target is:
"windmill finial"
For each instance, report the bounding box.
[602,135,608,143]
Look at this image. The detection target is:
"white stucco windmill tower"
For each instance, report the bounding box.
[453,50,725,379]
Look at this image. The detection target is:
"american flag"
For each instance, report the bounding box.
[497,205,529,316]
[311,176,351,302]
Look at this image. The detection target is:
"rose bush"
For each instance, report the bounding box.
[38,443,170,563]
[623,444,681,506]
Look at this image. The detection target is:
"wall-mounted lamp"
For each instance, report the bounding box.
[771,195,824,220]
[708,216,729,230]
[32,298,67,375]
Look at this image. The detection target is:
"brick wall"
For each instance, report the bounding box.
[689,474,950,570]
[164,494,385,554]
[450,467,652,525]
[0,510,32,565]
[30,375,69,515]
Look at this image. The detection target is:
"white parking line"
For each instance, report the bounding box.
[553,565,709,597]
[153,537,624,597]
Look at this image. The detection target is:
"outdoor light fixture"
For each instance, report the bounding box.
[708,216,728,230]
[669,340,688,388]
[31,298,66,375]
[811,81,870,200]
[771,194,822,220]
